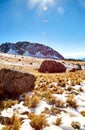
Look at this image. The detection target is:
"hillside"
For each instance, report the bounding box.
[0,41,64,60]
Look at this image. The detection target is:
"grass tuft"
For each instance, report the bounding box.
[29,113,48,130]
[54,117,62,126]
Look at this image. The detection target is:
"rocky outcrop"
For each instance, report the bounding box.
[68,64,82,72]
[74,64,82,70]
[81,64,85,70]
[0,41,64,60]
[0,68,36,99]
[38,60,66,73]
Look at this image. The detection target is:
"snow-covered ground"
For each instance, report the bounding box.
[0,53,85,130]
[0,80,85,130]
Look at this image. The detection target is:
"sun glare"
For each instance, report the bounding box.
[28,0,55,10]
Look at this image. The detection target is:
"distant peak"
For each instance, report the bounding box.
[0,41,64,60]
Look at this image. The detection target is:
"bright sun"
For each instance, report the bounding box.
[28,0,55,10]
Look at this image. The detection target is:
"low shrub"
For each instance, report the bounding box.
[50,107,61,115]
[0,99,18,110]
[2,126,10,130]
[54,117,62,126]
[66,96,78,108]
[28,95,40,108]
[29,113,48,130]
[80,111,85,117]
[10,113,21,130]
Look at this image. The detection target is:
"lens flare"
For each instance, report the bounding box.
[28,0,55,10]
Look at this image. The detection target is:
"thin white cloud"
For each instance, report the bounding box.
[63,52,85,58]
[57,6,64,15]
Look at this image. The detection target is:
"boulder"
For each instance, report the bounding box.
[69,64,82,72]
[0,68,36,99]
[69,68,77,72]
[74,64,81,70]
[81,64,85,70]
[38,60,66,73]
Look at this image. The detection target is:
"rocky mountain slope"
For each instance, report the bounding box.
[0,41,64,59]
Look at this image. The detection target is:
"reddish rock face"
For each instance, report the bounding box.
[0,69,36,99]
[38,60,66,73]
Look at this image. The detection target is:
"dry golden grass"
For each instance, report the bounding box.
[40,90,52,100]
[51,85,64,94]
[39,106,61,115]
[2,113,21,130]
[10,113,21,130]
[55,99,65,108]
[20,92,40,108]
[50,107,61,115]
[54,117,62,126]
[80,111,85,117]
[0,100,18,110]
[2,126,10,130]
[66,94,78,108]
[28,113,48,130]
[21,93,29,106]
[28,95,40,108]
[76,78,82,85]
[46,96,57,105]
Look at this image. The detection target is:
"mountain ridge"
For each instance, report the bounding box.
[0,41,64,60]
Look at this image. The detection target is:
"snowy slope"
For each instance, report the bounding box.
[0,41,64,59]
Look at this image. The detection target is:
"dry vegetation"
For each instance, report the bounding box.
[0,53,85,129]
[28,113,48,130]
[54,117,62,126]
[2,113,21,130]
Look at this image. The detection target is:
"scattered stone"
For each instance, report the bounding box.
[71,121,81,129]
[69,64,82,72]
[74,64,82,70]
[69,68,77,72]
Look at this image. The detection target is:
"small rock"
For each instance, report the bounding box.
[71,121,81,129]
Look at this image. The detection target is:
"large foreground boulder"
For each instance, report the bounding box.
[0,68,36,99]
[38,60,66,73]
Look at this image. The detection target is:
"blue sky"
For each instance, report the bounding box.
[0,0,85,58]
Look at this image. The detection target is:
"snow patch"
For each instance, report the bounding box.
[20,119,34,130]
[35,51,45,58]
[23,51,32,56]
[7,48,17,54]
[35,100,51,114]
